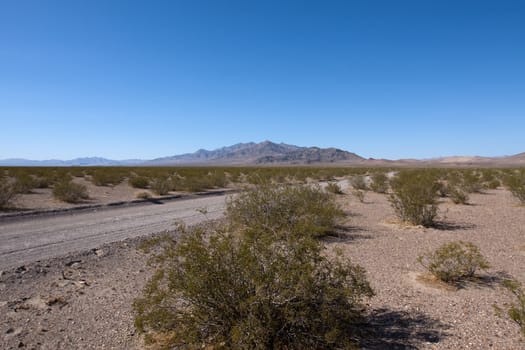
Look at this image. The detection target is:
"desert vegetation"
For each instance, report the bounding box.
[417,241,490,284]
[388,170,440,227]
[495,279,525,337]
[52,179,90,203]
[134,185,373,349]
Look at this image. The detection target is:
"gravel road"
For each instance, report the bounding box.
[0,194,228,270]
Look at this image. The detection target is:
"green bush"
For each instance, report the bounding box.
[369,172,389,193]
[129,176,150,189]
[495,279,525,337]
[13,174,36,194]
[325,182,343,194]
[461,171,483,193]
[418,241,490,283]
[150,177,172,195]
[134,222,373,349]
[227,184,345,239]
[91,170,124,187]
[450,187,469,205]
[389,170,440,227]
[0,178,18,209]
[52,180,89,203]
[505,170,525,204]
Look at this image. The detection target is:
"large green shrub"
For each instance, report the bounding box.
[389,170,440,227]
[226,184,345,239]
[52,180,89,203]
[418,241,490,283]
[134,220,373,349]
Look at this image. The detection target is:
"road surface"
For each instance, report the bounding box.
[0,194,228,270]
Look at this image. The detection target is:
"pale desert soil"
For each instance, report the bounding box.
[4,178,176,214]
[1,186,524,349]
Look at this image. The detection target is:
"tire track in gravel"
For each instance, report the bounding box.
[0,194,228,270]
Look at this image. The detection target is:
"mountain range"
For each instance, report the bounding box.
[1,141,524,167]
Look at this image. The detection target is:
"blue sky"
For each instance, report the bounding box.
[1,0,524,160]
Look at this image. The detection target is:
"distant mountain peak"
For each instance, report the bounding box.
[146,141,363,165]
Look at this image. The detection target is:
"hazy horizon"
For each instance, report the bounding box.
[1,1,524,160]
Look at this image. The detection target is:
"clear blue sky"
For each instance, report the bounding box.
[1,0,524,160]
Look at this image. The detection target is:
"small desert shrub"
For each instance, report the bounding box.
[487,179,501,189]
[136,191,152,199]
[418,241,490,283]
[129,176,150,189]
[52,180,89,203]
[505,170,525,204]
[369,172,389,193]
[227,184,345,239]
[494,279,525,336]
[352,189,365,203]
[325,182,343,194]
[351,175,368,191]
[389,170,440,227]
[0,178,18,209]
[450,187,469,205]
[91,170,124,187]
[13,174,36,193]
[150,177,172,195]
[134,222,373,349]
[461,171,484,193]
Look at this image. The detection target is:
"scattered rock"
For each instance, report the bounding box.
[93,249,104,257]
[65,260,82,267]
[15,266,27,274]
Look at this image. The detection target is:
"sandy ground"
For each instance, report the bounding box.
[5,178,168,214]
[1,186,524,349]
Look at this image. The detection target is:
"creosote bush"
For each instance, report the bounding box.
[369,172,389,193]
[389,170,439,227]
[494,279,525,337]
[52,180,89,203]
[226,184,345,239]
[150,177,172,195]
[505,170,525,204]
[418,241,490,283]
[129,176,150,189]
[450,187,469,205]
[0,178,18,209]
[134,184,373,349]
